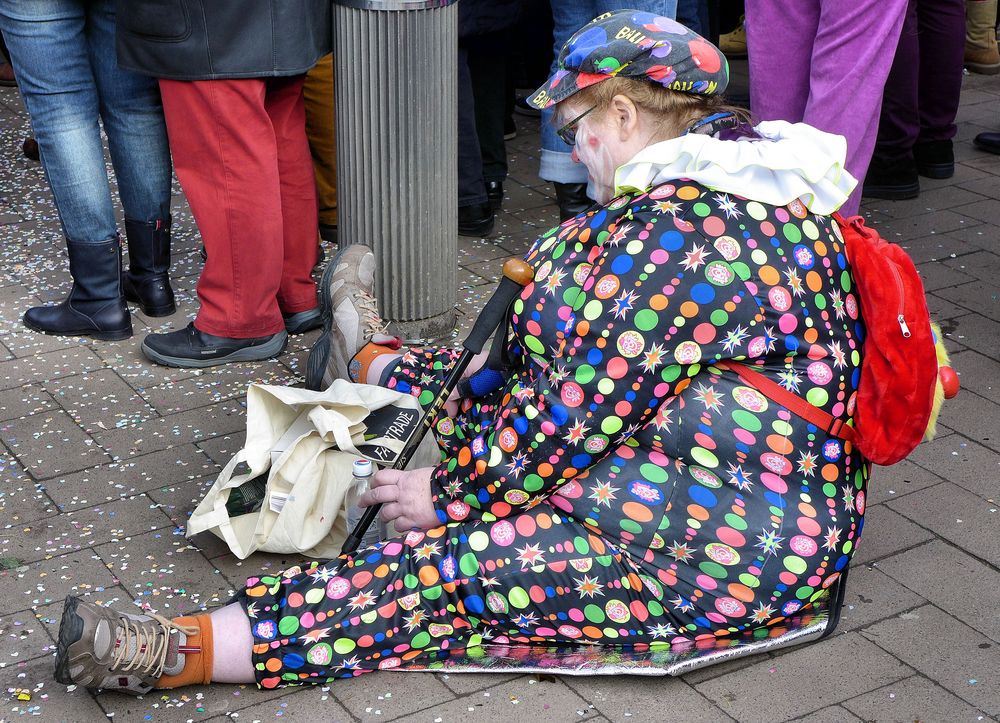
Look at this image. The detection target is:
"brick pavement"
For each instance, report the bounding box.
[0,67,998,722]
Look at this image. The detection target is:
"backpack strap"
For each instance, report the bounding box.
[716,360,857,443]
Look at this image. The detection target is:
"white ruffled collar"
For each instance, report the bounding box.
[613,120,858,215]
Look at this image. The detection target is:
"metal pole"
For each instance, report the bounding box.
[333,0,458,340]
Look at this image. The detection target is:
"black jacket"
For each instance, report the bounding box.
[116,0,332,80]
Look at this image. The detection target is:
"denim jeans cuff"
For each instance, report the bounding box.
[539,150,588,185]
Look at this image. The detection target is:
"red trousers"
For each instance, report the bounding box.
[159,75,319,338]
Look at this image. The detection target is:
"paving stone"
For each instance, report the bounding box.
[915,261,977,292]
[693,633,911,720]
[906,434,1000,501]
[945,311,1000,358]
[45,367,158,433]
[952,196,1000,226]
[91,340,203,389]
[851,504,934,566]
[42,443,218,511]
[436,671,521,695]
[835,564,924,633]
[842,674,989,723]
[0,382,57,422]
[0,653,108,721]
[944,350,1000,405]
[0,345,104,391]
[935,279,1000,322]
[563,675,734,722]
[145,475,218,527]
[97,682,292,723]
[876,540,1000,644]
[898,231,984,264]
[203,686,354,722]
[0,608,55,671]
[872,209,980,242]
[97,531,236,614]
[860,605,999,716]
[91,400,247,459]
[888,482,1000,567]
[878,186,989,220]
[867,457,943,506]
[790,705,862,722]
[334,670,456,720]
[389,674,599,723]
[196,432,246,470]
[933,387,1000,452]
[3,493,172,566]
[0,450,57,528]
[139,363,298,416]
[1,408,111,479]
[0,550,117,613]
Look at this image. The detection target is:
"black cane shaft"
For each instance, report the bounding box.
[339,257,533,557]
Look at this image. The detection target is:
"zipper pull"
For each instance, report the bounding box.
[897,314,911,338]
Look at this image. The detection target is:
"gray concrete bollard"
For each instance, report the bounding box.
[333,0,459,340]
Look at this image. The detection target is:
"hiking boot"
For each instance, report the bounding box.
[54,595,198,695]
[306,244,395,390]
[141,323,287,368]
[965,0,1000,74]
[913,140,954,179]
[719,16,747,58]
[862,154,920,200]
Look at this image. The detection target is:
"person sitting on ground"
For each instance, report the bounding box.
[54,11,866,695]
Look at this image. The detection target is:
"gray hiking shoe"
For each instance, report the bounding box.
[55,595,198,695]
[306,244,395,390]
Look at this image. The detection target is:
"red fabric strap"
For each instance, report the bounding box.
[716,361,857,443]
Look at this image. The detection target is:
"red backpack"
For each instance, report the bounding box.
[720,214,957,466]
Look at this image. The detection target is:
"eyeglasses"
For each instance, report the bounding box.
[555,105,597,146]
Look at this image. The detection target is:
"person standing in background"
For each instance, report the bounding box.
[744,0,908,215]
[116,0,331,368]
[538,1,679,222]
[0,0,173,341]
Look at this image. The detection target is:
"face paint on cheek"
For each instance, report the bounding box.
[574,124,616,204]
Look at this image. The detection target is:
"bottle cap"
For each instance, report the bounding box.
[353,458,374,477]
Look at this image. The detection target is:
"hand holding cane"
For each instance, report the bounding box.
[340,257,534,555]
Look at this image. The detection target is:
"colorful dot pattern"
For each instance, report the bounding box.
[238,181,869,687]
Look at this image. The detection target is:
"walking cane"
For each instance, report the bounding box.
[340,257,534,555]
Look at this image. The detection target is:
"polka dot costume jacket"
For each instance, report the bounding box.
[430,179,869,585]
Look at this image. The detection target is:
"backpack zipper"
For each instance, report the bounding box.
[888,262,911,338]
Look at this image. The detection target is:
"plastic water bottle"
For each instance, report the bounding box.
[345,459,385,549]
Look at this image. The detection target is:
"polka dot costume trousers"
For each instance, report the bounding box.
[239,344,864,688]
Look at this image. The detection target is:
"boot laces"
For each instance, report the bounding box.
[110,612,199,678]
[354,290,388,337]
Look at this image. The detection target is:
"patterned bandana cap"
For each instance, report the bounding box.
[528,9,729,110]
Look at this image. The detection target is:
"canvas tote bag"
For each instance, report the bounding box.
[187,379,439,559]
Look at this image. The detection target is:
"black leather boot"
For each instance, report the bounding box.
[123,217,175,316]
[23,237,132,341]
[553,182,594,221]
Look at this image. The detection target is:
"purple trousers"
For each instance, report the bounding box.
[876,0,966,158]
[745,0,908,215]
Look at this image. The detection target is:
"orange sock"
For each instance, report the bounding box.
[350,341,401,384]
[156,614,214,688]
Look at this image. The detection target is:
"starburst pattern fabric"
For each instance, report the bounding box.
[238,180,868,687]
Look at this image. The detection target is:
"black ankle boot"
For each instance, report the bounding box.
[553,182,594,221]
[123,217,175,316]
[913,140,954,179]
[862,154,920,200]
[23,237,132,341]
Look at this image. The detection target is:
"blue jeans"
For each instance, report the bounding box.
[539,0,679,186]
[0,0,171,245]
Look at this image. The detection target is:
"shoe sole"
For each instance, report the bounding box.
[141,330,288,368]
[965,61,1000,75]
[916,163,954,180]
[54,595,83,685]
[23,317,132,342]
[861,182,920,201]
[305,248,346,390]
